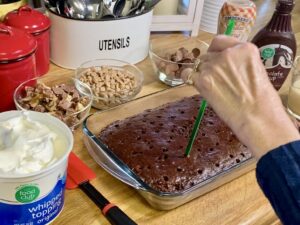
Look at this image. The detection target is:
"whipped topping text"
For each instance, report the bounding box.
[0,113,58,175]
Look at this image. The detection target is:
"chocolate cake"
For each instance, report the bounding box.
[98,95,251,193]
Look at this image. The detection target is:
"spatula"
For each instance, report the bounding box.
[66,152,137,225]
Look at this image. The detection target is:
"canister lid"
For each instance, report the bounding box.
[3,5,51,34]
[0,24,37,62]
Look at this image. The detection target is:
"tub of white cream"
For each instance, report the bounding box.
[0,111,73,225]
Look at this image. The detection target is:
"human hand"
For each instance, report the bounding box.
[184,35,300,159]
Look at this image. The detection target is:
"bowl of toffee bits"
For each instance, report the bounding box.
[75,59,144,110]
[14,77,93,130]
[149,37,209,86]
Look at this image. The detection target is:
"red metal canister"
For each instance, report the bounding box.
[4,5,51,76]
[0,24,37,112]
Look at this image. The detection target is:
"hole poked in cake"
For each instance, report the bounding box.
[163,176,169,181]
[162,147,168,152]
[132,151,142,156]
[177,167,185,172]
[136,136,142,141]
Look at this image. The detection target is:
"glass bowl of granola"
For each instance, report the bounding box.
[14,76,93,130]
[75,59,144,110]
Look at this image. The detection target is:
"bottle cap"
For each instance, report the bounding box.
[276,0,295,13]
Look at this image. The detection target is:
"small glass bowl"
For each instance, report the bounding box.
[14,76,93,131]
[149,37,209,86]
[75,59,144,110]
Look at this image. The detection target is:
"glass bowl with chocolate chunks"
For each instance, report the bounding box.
[14,76,93,130]
[149,37,209,86]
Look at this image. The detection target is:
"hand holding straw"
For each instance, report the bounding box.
[184,19,236,157]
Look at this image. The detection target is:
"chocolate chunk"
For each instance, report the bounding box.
[192,48,201,58]
[52,87,64,95]
[58,99,72,110]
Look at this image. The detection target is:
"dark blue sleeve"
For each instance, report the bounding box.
[256,140,300,225]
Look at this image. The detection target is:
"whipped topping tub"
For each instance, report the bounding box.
[0,111,73,225]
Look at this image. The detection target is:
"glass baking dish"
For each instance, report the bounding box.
[82,85,256,210]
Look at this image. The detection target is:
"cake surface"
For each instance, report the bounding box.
[98,95,251,193]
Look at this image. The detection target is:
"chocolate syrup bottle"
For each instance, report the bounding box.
[251,0,296,90]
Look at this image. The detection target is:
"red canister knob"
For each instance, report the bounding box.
[0,24,37,112]
[4,5,51,76]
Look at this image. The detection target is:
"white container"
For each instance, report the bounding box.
[200,0,225,34]
[0,111,73,225]
[153,0,179,15]
[47,9,153,69]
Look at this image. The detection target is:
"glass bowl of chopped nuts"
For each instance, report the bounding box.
[75,59,144,110]
[14,76,93,131]
[149,37,209,86]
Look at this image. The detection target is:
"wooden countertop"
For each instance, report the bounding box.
[49,1,300,224]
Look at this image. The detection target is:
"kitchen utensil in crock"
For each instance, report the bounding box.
[85,0,104,19]
[102,0,117,18]
[0,24,37,112]
[133,0,161,15]
[113,0,132,17]
[66,152,137,225]
[65,0,87,18]
[4,5,51,76]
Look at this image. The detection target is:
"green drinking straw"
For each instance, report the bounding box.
[184,19,236,157]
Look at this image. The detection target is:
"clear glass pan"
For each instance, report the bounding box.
[82,85,256,210]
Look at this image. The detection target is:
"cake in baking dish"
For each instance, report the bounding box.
[98,95,252,193]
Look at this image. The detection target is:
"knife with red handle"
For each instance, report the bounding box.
[66,152,137,225]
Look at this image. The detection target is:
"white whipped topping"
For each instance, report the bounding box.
[0,113,58,175]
